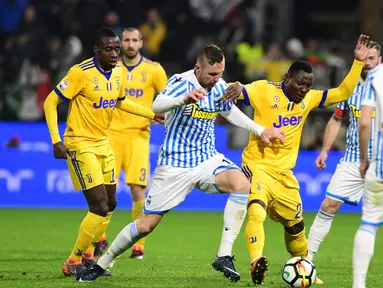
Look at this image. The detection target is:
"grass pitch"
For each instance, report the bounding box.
[0,209,382,287]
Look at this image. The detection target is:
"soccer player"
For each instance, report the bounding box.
[307,42,381,263]
[353,63,383,288]
[95,27,168,260]
[222,34,371,285]
[76,44,285,283]
[43,27,163,276]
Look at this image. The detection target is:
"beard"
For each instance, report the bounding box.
[124,49,139,60]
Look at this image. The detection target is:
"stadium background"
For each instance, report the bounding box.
[1,0,382,212]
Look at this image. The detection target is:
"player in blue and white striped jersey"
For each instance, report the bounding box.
[76,44,285,284]
[353,63,383,288]
[308,42,381,263]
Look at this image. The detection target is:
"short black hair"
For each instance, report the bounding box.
[121,27,143,40]
[95,27,119,47]
[288,61,313,76]
[197,44,224,65]
[369,41,381,55]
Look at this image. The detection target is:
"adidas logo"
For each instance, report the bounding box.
[93,85,100,91]
[271,104,278,109]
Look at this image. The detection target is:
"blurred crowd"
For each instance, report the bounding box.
[0,0,355,150]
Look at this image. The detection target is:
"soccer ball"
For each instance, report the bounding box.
[282,257,316,287]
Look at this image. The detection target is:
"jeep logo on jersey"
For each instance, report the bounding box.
[183,103,220,120]
[93,97,117,109]
[125,88,144,98]
[273,115,302,128]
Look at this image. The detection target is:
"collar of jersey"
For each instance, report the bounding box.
[358,77,365,86]
[281,81,293,101]
[122,56,143,72]
[93,56,112,81]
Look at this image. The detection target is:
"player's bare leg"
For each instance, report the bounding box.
[307,197,342,261]
[63,184,110,276]
[76,212,163,282]
[212,169,249,282]
[129,184,146,259]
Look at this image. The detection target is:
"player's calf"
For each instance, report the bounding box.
[284,220,307,257]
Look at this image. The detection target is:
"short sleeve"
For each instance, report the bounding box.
[361,78,376,107]
[161,75,188,98]
[154,64,168,93]
[53,65,83,102]
[242,80,267,108]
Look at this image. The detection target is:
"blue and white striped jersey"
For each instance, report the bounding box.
[362,65,383,178]
[338,79,375,163]
[157,69,233,168]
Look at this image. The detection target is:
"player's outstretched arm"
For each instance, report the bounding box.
[319,35,370,108]
[220,104,285,144]
[315,110,344,170]
[152,88,207,113]
[116,98,163,122]
[43,91,72,159]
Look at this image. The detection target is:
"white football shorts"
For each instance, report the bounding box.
[143,153,240,214]
[326,162,364,206]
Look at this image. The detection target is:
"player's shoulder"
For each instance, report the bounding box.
[142,57,160,67]
[369,64,383,81]
[266,80,283,89]
[77,57,95,72]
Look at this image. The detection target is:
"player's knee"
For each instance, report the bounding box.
[89,202,109,217]
[230,175,251,193]
[321,197,342,214]
[285,220,305,235]
[247,200,267,223]
[107,198,117,212]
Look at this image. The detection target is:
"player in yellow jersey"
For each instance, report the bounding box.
[223,34,371,286]
[96,27,168,260]
[43,27,163,276]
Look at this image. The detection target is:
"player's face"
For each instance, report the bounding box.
[195,58,225,89]
[121,30,142,60]
[361,48,381,79]
[95,36,121,71]
[285,70,313,103]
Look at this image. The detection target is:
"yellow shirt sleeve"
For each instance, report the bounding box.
[242,80,267,108]
[312,59,363,109]
[53,65,84,101]
[116,98,155,119]
[154,64,168,93]
[43,91,63,144]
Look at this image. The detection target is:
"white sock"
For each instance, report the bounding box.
[307,209,334,261]
[98,221,143,269]
[217,193,248,257]
[353,226,376,288]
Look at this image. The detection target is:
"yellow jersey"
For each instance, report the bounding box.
[54,57,125,150]
[108,56,167,138]
[241,59,363,172]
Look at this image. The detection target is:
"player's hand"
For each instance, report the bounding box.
[223,83,243,101]
[183,88,207,104]
[360,160,370,178]
[260,128,285,145]
[315,151,328,170]
[152,112,165,124]
[354,34,370,62]
[53,142,73,159]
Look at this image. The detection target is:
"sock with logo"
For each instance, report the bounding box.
[69,211,105,262]
[353,226,376,288]
[98,220,144,269]
[132,200,145,249]
[307,209,335,261]
[217,193,248,257]
[85,211,114,259]
[245,201,267,263]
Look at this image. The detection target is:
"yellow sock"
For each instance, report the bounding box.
[85,211,114,258]
[132,200,145,249]
[245,203,267,263]
[285,228,308,257]
[69,211,105,261]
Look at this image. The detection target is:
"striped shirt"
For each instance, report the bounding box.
[338,79,375,163]
[157,69,232,168]
[362,65,383,178]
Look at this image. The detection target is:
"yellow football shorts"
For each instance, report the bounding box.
[67,144,116,191]
[244,165,303,227]
[109,134,150,187]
